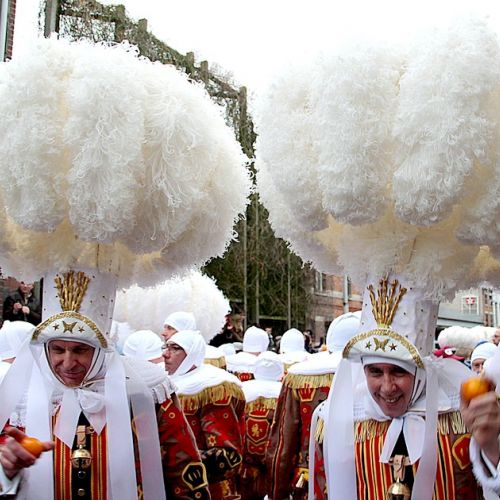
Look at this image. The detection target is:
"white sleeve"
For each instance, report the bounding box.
[0,463,22,496]
[470,437,500,495]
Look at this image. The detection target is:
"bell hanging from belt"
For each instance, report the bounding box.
[71,445,92,469]
[387,454,411,500]
[387,477,411,500]
[71,425,92,470]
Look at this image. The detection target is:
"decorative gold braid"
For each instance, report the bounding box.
[245,396,278,412]
[54,271,91,312]
[368,278,407,328]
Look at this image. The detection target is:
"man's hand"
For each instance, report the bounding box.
[0,427,54,479]
[461,391,500,466]
[21,306,30,315]
[12,303,22,312]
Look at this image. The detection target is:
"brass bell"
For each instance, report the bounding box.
[71,446,92,469]
[387,479,411,500]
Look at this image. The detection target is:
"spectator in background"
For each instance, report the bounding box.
[303,329,315,353]
[492,327,500,346]
[2,282,41,326]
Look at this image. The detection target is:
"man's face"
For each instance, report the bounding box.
[19,282,33,295]
[471,357,485,374]
[364,363,415,418]
[47,340,95,387]
[162,324,177,341]
[492,329,500,346]
[162,342,187,375]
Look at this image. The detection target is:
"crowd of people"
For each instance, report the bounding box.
[0,279,499,499]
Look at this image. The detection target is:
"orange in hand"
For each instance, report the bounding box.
[20,436,44,458]
[460,377,494,403]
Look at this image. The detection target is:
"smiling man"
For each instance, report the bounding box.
[310,277,483,500]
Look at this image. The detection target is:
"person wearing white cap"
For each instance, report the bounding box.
[0,321,36,445]
[265,311,360,500]
[310,277,480,500]
[470,341,498,375]
[163,330,245,500]
[162,311,197,341]
[0,271,209,499]
[204,344,226,369]
[461,347,500,497]
[240,351,284,499]
[0,321,35,385]
[225,326,270,381]
[123,330,165,366]
[279,328,309,371]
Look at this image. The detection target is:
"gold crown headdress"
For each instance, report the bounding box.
[367,278,407,329]
[54,271,91,312]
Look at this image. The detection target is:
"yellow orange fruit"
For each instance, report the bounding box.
[460,377,494,403]
[20,437,44,457]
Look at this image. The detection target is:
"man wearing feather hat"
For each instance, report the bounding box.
[310,277,482,500]
[0,270,210,499]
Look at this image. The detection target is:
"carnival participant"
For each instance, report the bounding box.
[240,351,284,499]
[470,341,498,375]
[162,311,197,341]
[0,271,209,499]
[311,277,480,500]
[123,329,165,366]
[164,330,245,499]
[278,328,309,372]
[225,326,270,381]
[266,311,360,500]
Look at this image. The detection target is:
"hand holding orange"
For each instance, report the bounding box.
[19,436,45,458]
[460,376,494,403]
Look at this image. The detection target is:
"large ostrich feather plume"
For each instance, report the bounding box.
[0,37,250,286]
[255,18,500,299]
[114,271,230,343]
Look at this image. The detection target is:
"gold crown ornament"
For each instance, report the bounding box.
[32,269,117,351]
[343,276,431,368]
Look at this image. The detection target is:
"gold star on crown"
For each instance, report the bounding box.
[368,278,407,329]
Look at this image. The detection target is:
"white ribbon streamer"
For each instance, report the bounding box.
[105,353,138,500]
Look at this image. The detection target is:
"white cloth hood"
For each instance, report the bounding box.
[243,326,269,353]
[163,311,196,331]
[123,330,163,361]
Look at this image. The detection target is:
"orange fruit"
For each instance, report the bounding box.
[460,377,494,402]
[20,437,44,458]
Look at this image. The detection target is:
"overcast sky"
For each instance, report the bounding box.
[13,0,500,92]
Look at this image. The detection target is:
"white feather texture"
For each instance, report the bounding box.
[0,37,250,286]
[255,18,500,300]
[114,271,230,342]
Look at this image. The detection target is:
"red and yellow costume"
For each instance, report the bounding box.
[312,411,482,499]
[50,398,209,500]
[241,396,277,499]
[266,367,333,500]
[176,367,246,500]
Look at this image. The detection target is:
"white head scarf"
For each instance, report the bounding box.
[123,330,163,361]
[279,328,305,354]
[470,341,498,363]
[326,311,362,353]
[243,326,269,353]
[163,311,196,332]
[0,321,35,360]
[167,330,206,378]
[254,351,284,381]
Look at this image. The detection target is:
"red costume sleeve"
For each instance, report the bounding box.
[157,397,210,499]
